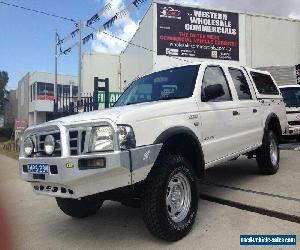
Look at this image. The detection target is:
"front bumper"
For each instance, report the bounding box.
[19,144,162,199]
[283,125,300,136]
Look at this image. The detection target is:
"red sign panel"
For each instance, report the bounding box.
[15,120,28,131]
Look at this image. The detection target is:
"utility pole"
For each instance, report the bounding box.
[78,21,82,101]
[54,30,58,102]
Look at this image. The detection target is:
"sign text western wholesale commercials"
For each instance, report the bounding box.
[157,3,239,61]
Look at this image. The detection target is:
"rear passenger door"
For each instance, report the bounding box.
[227,67,262,149]
[199,65,242,164]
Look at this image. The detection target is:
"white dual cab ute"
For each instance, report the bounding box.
[20,62,287,241]
[279,85,300,141]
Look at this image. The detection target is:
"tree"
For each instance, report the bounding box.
[0,71,9,115]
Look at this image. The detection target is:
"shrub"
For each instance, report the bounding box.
[0,124,14,139]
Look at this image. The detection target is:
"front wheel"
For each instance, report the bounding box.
[56,195,104,218]
[141,155,198,242]
[256,130,280,175]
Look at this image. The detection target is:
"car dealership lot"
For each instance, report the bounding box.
[0,144,299,250]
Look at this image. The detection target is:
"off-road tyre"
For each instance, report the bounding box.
[141,154,198,242]
[56,195,104,218]
[256,130,280,175]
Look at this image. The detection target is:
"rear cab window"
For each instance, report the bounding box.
[250,71,280,97]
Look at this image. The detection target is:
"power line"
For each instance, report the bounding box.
[102,31,194,64]
[0,1,77,23]
[87,25,193,65]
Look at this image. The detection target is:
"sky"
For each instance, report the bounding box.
[0,0,299,89]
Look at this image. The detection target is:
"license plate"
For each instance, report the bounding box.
[27,164,49,174]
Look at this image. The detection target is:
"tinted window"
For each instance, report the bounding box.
[114,65,200,107]
[280,87,300,107]
[202,66,232,102]
[251,72,279,95]
[229,68,252,100]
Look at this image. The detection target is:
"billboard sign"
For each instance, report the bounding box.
[157,3,239,61]
[296,64,300,85]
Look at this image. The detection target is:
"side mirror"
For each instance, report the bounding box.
[202,84,225,102]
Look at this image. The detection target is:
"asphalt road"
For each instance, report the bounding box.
[0,145,299,250]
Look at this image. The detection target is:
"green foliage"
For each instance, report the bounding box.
[0,123,14,139]
[0,71,9,115]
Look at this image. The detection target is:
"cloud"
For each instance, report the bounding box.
[92,0,141,54]
[92,16,139,54]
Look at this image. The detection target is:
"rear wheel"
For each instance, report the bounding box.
[256,130,280,175]
[141,154,198,242]
[56,195,104,218]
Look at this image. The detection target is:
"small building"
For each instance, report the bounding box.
[17,72,78,126]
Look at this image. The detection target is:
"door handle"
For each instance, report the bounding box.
[253,109,258,113]
[233,110,240,116]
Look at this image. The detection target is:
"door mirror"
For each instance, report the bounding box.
[202,84,225,102]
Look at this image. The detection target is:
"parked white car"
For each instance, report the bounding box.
[19,62,287,241]
[279,85,300,141]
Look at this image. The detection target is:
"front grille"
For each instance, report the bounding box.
[69,130,87,156]
[288,121,300,126]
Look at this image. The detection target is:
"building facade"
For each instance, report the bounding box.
[17,72,78,126]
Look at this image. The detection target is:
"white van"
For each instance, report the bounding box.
[279,85,300,141]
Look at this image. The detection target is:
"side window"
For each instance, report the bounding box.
[250,72,279,95]
[201,66,232,102]
[229,68,252,100]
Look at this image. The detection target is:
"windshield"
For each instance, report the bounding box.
[280,87,300,107]
[114,65,200,107]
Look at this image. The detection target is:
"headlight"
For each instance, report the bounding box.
[89,126,114,152]
[44,135,55,155]
[24,137,34,156]
[117,125,136,150]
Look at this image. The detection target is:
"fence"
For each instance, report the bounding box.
[1,141,19,152]
[49,77,110,121]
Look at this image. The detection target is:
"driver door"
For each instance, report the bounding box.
[199,65,241,165]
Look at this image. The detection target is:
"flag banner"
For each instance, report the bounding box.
[103,14,118,30]
[86,3,112,26]
[82,0,147,45]
[59,42,78,56]
[57,28,79,46]
[83,33,94,45]
[133,0,147,8]
[70,28,79,38]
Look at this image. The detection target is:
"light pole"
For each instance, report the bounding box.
[54,30,58,103]
[78,21,82,101]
